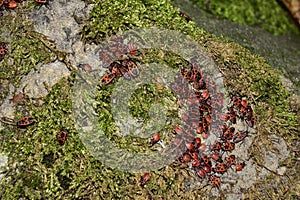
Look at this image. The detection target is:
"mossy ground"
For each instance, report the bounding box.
[0,0,299,199]
[0,2,56,104]
[189,0,300,36]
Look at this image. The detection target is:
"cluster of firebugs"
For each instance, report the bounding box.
[143,73,254,188]
[0,32,256,189]
[98,36,256,188]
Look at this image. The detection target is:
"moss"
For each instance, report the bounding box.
[94,50,184,154]
[81,0,203,42]
[204,39,298,139]
[0,8,55,104]
[0,0,299,199]
[189,0,299,35]
[0,77,136,199]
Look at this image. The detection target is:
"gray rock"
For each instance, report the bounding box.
[18,60,71,99]
[28,0,86,52]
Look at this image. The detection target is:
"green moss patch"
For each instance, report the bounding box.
[0,0,299,199]
[81,0,204,43]
[189,0,299,35]
[0,8,55,103]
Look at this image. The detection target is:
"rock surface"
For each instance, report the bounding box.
[0,0,297,199]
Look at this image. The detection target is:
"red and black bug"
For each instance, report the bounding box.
[209,175,221,187]
[200,116,210,134]
[193,137,201,150]
[150,132,160,145]
[16,115,35,128]
[186,142,195,153]
[211,152,223,163]
[202,165,212,173]
[200,155,212,167]
[57,129,67,145]
[126,59,139,77]
[109,62,121,74]
[233,131,249,143]
[140,172,150,187]
[111,58,139,80]
[227,106,237,124]
[192,158,201,167]
[236,162,246,171]
[222,141,235,151]
[194,77,207,90]
[0,115,35,128]
[245,110,256,127]
[193,71,202,83]
[4,0,18,9]
[232,95,242,109]
[196,167,207,179]
[211,141,222,151]
[174,126,184,135]
[179,153,191,164]
[213,163,228,174]
[100,73,116,85]
[240,99,248,108]
[181,68,193,82]
[221,126,235,141]
[225,154,236,167]
[200,90,210,100]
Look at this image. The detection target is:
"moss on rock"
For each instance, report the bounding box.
[0,0,299,199]
[189,0,299,35]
